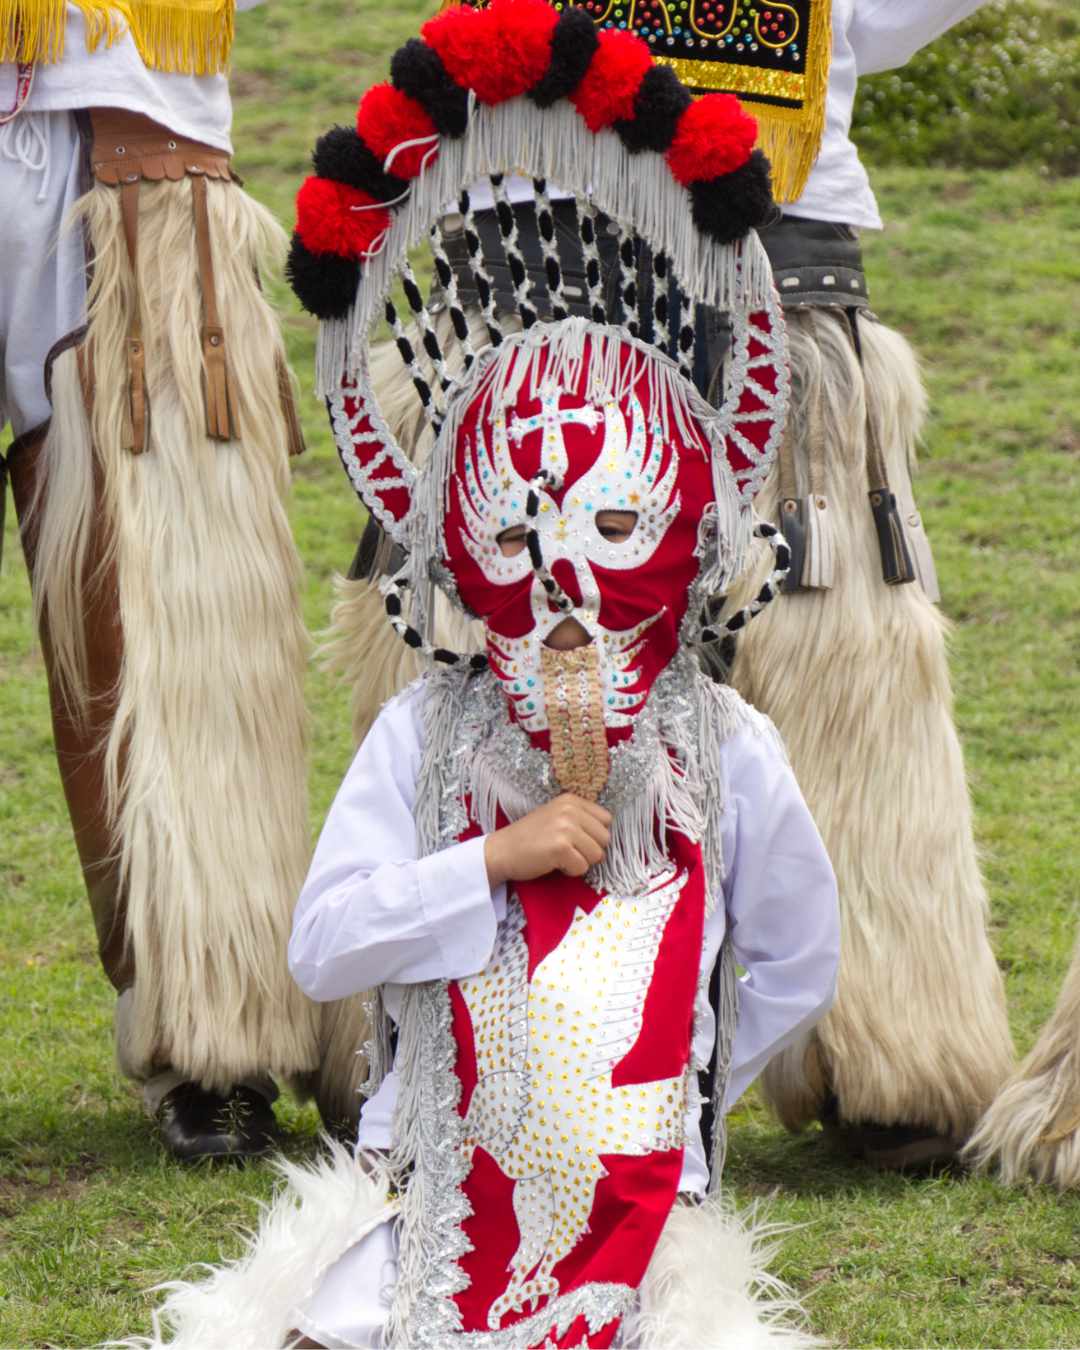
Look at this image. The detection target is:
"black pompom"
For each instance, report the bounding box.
[391,38,469,137]
[689,151,775,244]
[614,66,690,154]
[287,235,359,320]
[313,126,408,204]
[529,8,598,108]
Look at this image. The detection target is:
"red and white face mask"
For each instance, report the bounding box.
[442,335,716,764]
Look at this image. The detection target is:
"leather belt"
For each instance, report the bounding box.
[757,213,871,312]
[82,108,304,458]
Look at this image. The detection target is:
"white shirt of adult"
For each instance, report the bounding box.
[0,2,262,437]
[0,0,264,152]
[290,680,841,1197]
[791,0,989,229]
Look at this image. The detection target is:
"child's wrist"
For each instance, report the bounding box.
[484,831,508,888]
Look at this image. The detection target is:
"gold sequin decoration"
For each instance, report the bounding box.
[541,643,611,801]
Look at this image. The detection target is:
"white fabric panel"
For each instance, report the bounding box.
[293,1216,398,1350]
[289,680,839,1193]
[0,111,86,436]
[719,729,841,1107]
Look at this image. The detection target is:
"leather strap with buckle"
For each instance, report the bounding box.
[83,108,305,458]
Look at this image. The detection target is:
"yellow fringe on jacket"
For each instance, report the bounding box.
[1,0,235,75]
[658,0,833,203]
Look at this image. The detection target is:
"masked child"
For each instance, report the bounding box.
[140,4,839,1344]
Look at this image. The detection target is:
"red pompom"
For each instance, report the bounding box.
[294,176,391,260]
[666,94,758,185]
[571,28,653,133]
[356,82,438,179]
[422,0,559,106]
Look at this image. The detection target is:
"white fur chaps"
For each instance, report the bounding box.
[730,310,1013,1137]
[967,928,1080,1187]
[30,177,328,1091]
[122,1142,822,1349]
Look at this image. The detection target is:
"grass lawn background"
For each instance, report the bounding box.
[1,2,1078,1345]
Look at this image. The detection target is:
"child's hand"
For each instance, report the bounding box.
[484,794,612,885]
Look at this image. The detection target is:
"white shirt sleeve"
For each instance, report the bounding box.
[848,0,989,77]
[288,682,507,1002]
[721,727,841,1108]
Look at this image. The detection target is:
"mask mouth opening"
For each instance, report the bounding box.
[543,616,592,651]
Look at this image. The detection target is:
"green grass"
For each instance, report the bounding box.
[853,0,1080,176]
[2,3,1080,1346]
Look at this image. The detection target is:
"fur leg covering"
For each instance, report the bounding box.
[308,995,372,1137]
[731,311,1013,1137]
[35,177,319,1088]
[125,1154,815,1349]
[627,1199,823,1349]
[966,930,1080,1187]
[327,573,482,746]
[121,1141,396,1349]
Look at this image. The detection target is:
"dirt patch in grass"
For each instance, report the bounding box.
[0,1155,105,1216]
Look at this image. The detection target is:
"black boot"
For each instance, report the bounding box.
[157,1082,277,1162]
[854,1121,963,1173]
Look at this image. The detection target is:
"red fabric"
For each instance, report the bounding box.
[666,93,758,185]
[612,832,705,1088]
[548,1147,685,1286]
[356,83,438,179]
[571,27,653,132]
[442,335,715,742]
[451,981,479,1115]
[294,176,391,259]
[449,847,706,1342]
[455,1147,521,1324]
[520,870,598,980]
[422,0,560,106]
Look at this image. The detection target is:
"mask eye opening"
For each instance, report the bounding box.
[496,524,529,557]
[595,510,638,543]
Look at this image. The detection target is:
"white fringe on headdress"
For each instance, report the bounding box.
[966,929,1080,1188]
[316,99,774,395]
[728,310,1014,1137]
[33,177,320,1088]
[122,1145,820,1349]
